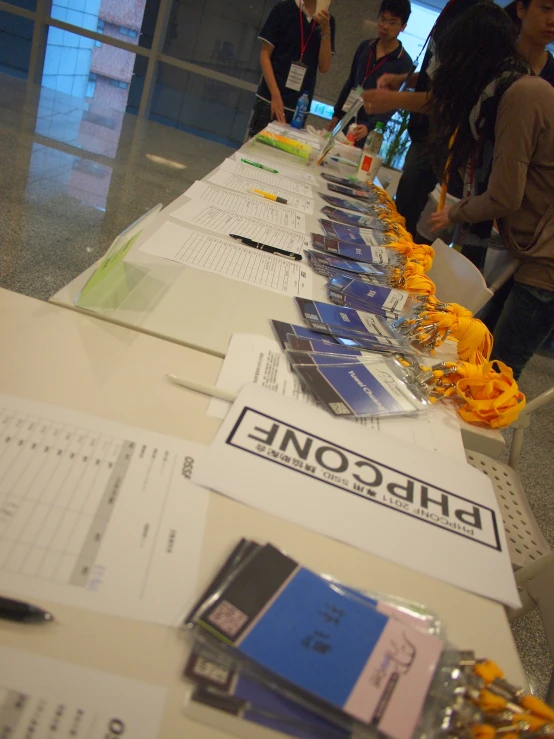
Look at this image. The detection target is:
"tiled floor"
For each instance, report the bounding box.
[1,72,554,697]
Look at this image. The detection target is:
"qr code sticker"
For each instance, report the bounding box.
[208,600,248,637]
[194,657,230,685]
[329,402,350,415]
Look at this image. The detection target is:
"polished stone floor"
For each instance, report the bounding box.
[1,71,554,698]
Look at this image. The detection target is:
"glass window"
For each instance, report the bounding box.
[399,2,439,70]
[150,62,256,147]
[163,0,279,86]
[0,11,33,79]
[50,0,147,47]
[3,0,36,10]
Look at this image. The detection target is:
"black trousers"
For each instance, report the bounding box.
[248,98,294,139]
[394,140,438,239]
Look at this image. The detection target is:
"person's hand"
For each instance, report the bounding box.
[377,72,404,91]
[362,88,396,114]
[428,205,453,232]
[270,92,286,123]
[351,124,368,142]
[327,116,339,131]
[314,8,331,32]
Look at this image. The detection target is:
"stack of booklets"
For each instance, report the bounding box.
[305,250,388,284]
[310,233,398,267]
[183,540,446,739]
[325,276,414,320]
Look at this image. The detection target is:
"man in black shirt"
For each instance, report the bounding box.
[248,0,336,138]
[328,0,412,148]
[362,0,485,237]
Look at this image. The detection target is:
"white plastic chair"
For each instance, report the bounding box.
[465,386,554,570]
[427,238,494,313]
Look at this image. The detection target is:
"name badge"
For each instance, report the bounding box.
[342,88,361,113]
[286,61,308,91]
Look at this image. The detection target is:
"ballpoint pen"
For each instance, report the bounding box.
[248,188,288,205]
[229,234,302,261]
[240,158,279,174]
[0,596,54,623]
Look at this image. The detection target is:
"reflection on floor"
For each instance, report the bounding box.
[1,71,554,699]
[0,72,235,300]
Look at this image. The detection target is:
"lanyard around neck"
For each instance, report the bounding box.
[299,2,316,61]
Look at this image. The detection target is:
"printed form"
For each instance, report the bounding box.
[168,202,309,255]
[139,222,313,297]
[0,394,209,625]
[176,181,306,232]
[232,152,318,184]
[219,158,314,197]
[207,169,314,214]
[0,646,165,739]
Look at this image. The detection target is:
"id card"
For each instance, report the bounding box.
[286,61,308,91]
[342,88,360,113]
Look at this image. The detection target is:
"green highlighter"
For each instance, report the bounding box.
[241,158,279,174]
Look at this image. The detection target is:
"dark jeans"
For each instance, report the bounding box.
[487,281,554,379]
[248,98,294,139]
[477,276,514,331]
[395,140,437,239]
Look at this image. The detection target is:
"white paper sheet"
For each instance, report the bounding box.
[180,181,306,233]
[208,334,466,462]
[0,646,165,739]
[169,201,309,255]
[0,393,209,625]
[139,222,313,298]
[194,384,519,608]
[207,170,314,214]
[233,152,318,184]
[220,159,314,197]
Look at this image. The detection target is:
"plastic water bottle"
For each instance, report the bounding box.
[291,92,310,129]
[366,121,385,155]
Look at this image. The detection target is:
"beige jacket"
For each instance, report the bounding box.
[449,75,554,291]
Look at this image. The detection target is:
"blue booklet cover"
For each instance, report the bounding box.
[197,544,442,739]
[271,320,341,350]
[306,251,385,278]
[321,173,373,192]
[319,194,375,214]
[321,207,387,232]
[328,276,410,315]
[311,234,392,265]
[319,221,388,248]
[295,298,395,341]
[286,337,365,356]
[290,355,420,418]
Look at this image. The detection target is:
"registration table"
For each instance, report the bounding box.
[0,287,526,738]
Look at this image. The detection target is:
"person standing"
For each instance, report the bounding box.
[428,3,554,379]
[327,0,412,148]
[362,0,485,237]
[248,0,336,138]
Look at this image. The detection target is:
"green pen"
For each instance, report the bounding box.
[241,158,279,174]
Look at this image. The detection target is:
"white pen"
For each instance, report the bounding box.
[166,374,237,402]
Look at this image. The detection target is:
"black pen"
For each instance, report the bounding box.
[0,596,54,624]
[229,234,302,261]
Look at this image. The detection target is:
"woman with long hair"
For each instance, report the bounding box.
[506,0,554,81]
[428,2,554,380]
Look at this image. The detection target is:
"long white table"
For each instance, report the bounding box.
[0,287,526,738]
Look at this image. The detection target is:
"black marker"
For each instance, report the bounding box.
[229,235,302,261]
[0,596,54,624]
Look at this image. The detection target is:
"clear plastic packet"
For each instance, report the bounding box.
[305,250,388,283]
[319,194,385,216]
[295,298,406,347]
[326,276,418,319]
[270,319,343,351]
[310,233,398,265]
[321,206,388,232]
[319,220,392,248]
[284,336,371,357]
[287,352,432,418]
[321,173,376,192]
[186,542,445,739]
